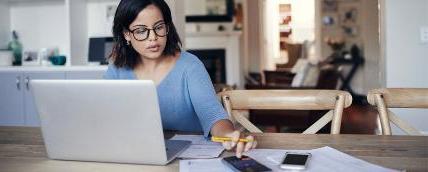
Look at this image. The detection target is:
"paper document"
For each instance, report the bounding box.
[170,135,224,159]
[244,146,399,172]
[179,158,233,172]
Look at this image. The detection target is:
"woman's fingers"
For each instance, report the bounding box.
[220,131,257,157]
[251,140,257,149]
[244,135,255,152]
[236,141,245,158]
[231,131,240,148]
[226,130,240,148]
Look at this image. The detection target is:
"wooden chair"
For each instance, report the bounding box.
[218,90,352,134]
[367,88,428,135]
[213,84,235,93]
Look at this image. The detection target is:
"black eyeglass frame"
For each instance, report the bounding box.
[129,23,169,41]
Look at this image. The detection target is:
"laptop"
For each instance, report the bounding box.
[30,80,190,165]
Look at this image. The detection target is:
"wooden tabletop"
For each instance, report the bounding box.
[0,126,427,172]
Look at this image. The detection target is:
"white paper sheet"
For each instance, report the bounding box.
[244,146,399,172]
[170,135,224,159]
[179,158,233,172]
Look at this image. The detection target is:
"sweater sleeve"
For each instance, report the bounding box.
[186,59,229,137]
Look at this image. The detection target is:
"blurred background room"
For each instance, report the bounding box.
[0,0,427,135]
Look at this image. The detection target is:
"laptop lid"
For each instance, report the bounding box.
[30,80,172,165]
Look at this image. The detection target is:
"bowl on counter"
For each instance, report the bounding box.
[49,55,66,65]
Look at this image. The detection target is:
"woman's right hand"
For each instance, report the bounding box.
[222,130,257,158]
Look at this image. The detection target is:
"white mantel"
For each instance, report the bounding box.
[185,31,242,88]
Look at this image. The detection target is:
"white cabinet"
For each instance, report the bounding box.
[0,72,24,126]
[23,71,66,126]
[0,71,65,126]
[65,70,105,80]
[0,67,107,126]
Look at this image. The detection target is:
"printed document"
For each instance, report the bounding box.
[170,135,224,159]
[179,146,399,172]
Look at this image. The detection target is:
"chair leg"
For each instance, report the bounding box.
[331,95,345,134]
[375,115,382,135]
[374,94,392,135]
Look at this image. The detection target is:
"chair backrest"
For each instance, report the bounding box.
[367,88,428,135]
[213,84,236,93]
[218,90,352,134]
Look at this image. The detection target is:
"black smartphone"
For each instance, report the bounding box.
[222,155,272,172]
[279,152,311,170]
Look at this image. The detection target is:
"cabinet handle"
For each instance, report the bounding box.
[16,76,21,90]
[25,76,30,90]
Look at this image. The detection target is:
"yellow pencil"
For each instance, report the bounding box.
[211,136,254,143]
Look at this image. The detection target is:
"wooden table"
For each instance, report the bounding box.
[0,127,427,172]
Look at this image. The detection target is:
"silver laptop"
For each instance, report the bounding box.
[30,80,190,165]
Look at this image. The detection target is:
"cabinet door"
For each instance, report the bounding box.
[23,71,65,126]
[65,70,105,80]
[0,72,25,126]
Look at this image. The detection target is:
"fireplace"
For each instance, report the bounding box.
[185,31,242,87]
[188,49,226,84]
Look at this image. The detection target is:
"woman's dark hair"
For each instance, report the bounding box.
[110,0,182,69]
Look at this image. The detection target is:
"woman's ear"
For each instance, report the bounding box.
[123,31,132,42]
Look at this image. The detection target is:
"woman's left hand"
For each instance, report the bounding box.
[222,130,257,158]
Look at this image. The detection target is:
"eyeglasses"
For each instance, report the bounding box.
[129,23,168,41]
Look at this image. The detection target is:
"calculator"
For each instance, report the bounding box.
[222,155,272,172]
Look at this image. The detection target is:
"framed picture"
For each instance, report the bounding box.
[322,0,338,12]
[22,50,40,66]
[342,25,359,37]
[340,7,358,25]
[322,14,339,27]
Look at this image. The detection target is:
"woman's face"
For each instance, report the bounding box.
[124,4,168,60]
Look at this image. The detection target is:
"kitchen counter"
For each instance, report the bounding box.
[0,65,108,72]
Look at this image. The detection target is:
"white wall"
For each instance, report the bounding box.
[10,1,68,57]
[246,0,263,73]
[0,2,10,49]
[381,0,428,134]
[87,0,118,37]
[68,0,88,65]
[184,0,207,15]
[262,0,280,70]
[165,0,186,47]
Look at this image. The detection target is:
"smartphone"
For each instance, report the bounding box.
[222,155,272,172]
[279,152,311,170]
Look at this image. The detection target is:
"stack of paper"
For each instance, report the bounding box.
[170,135,224,159]
[179,158,233,172]
[179,146,399,172]
[245,146,399,172]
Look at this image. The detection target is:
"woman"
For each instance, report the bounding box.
[104,0,256,157]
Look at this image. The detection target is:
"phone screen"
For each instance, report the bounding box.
[282,154,309,165]
[222,155,272,172]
